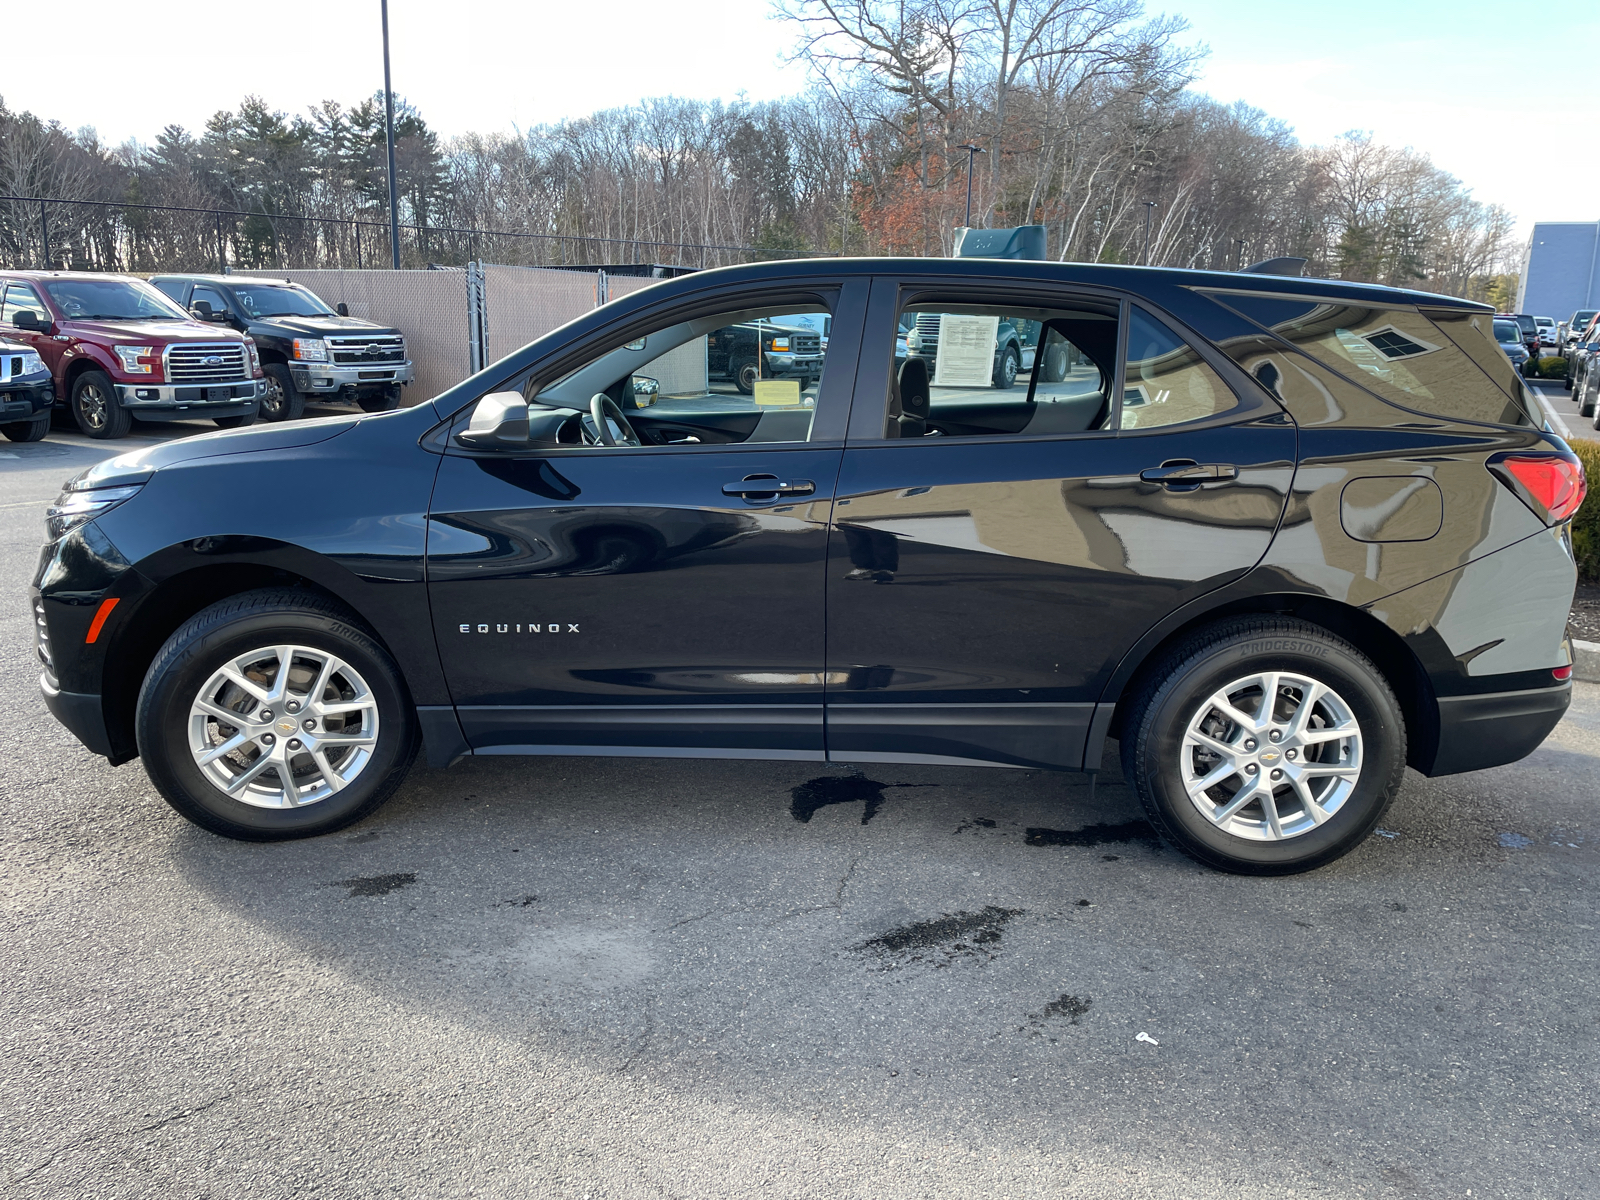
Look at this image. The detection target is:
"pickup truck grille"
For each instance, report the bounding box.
[327,334,405,365]
[789,333,821,356]
[165,342,248,384]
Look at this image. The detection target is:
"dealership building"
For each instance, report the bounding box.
[1517,220,1600,321]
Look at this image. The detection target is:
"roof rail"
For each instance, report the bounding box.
[1242,256,1308,277]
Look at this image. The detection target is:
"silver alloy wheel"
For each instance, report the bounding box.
[77,381,110,431]
[187,644,380,809]
[261,373,286,417]
[1179,671,1363,841]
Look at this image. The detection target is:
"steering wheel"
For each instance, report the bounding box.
[586,392,641,447]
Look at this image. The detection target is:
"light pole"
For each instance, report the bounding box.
[381,0,401,270]
[959,143,985,228]
[1234,237,1246,271]
[1141,201,1156,266]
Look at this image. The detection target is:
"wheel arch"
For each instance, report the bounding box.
[99,551,401,765]
[1099,590,1437,774]
[63,352,114,395]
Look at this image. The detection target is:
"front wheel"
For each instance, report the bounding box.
[993,344,1020,390]
[1,413,50,442]
[732,358,758,395]
[259,364,305,422]
[1120,616,1406,875]
[213,411,257,429]
[135,589,418,840]
[71,370,132,439]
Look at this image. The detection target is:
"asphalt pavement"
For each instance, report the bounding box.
[2,411,1597,1199]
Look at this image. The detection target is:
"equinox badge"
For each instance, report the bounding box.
[460,623,580,634]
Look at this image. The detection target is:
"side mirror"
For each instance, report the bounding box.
[457,391,529,447]
[12,310,46,332]
[336,302,349,317]
[630,375,659,406]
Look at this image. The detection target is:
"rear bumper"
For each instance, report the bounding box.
[1424,683,1572,776]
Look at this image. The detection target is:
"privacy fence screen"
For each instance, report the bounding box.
[0,196,790,275]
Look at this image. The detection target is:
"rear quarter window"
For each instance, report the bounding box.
[1203,292,1533,428]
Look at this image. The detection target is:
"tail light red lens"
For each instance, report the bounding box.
[1493,453,1587,524]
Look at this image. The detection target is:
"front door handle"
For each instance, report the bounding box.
[722,476,816,498]
[1139,461,1239,485]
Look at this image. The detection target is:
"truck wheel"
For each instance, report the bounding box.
[260,364,305,422]
[135,588,418,841]
[357,387,400,413]
[993,344,1020,390]
[1,413,50,442]
[733,358,758,394]
[71,370,132,439]
[1119,616,1406,875]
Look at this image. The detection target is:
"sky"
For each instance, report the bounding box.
[8,0,1596,243]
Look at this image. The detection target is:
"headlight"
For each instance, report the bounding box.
[45,484,143,540]
[19,351,43,375]
[770,337,790,351]
[292,338,327,362]
[113,345,154,374]
[244,340,261,373]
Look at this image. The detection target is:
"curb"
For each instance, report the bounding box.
[1576,640,1600,684]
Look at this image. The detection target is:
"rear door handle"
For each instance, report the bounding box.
[1139,462,1239,485]
[722,476,816,497]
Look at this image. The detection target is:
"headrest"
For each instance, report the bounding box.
[897,357,931,419]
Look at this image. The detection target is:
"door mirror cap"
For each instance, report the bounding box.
[336,302,349,317]
[457,391,530,446]
[12,310,48,333]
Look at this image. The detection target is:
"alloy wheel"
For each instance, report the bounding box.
[187,644,381,809]
[1179,671,1363,841]
[77,383,109,432]
[261,374,286,419]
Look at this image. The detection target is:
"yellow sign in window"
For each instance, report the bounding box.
[752,379,802,406]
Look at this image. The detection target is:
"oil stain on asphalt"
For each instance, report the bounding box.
[854,905,1024,969]
[788,775,934,825]
[1025,820,1160,848]
[1021,993,1092,1039]
[328,872,417,898]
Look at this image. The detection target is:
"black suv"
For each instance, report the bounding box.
[150,275,414,421]
[0,336,53,442]
[33,258,1583,875]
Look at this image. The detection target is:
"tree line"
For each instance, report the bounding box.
[0,0,1515,300]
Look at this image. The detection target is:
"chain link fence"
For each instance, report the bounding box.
[0,195,792,275]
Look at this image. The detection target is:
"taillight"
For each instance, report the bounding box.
[1490,452,1587,523]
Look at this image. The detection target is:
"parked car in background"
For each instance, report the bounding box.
[1499,312,1541,372]
[1494,317,1531,373]
[1565,316,1600,394]
[32,257,1580,876]
[150,275,414,422]
[1535,315,1556,346]
[0,337,54,442]
[1561,309,1598,352]
[1571,323,1600,415]
[0,272,262,439]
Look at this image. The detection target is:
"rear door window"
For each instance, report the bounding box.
[1205,291,1532,427]
[1121,308,1239,430]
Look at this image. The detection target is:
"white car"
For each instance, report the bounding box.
[1535,315,1557,346]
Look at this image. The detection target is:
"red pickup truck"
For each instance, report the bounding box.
[0,271,263,439]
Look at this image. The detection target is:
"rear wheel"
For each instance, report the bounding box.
[135,589,418,841]
[259,364,305,422]
[1120,616,1406,875]
[1,413,50,442]
[71,370,132,439]
[993,344,1020,389]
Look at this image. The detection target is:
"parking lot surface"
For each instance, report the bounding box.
[3,413,1597,1198]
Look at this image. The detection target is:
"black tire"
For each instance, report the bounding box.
[1,412,50,442]
[1120,616,1406,875]
[259,363,305,422]
[213,411,257,429]
[732,358,758,395]
[993,344,1020,390]
[135,588,418,841]
[71,370,132,439]
[1565,373,1574,392]
[357,387,400,413]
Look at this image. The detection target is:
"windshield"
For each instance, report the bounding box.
[231,284,335,319]
[42,278,188,321]
[1492,321,1520,343]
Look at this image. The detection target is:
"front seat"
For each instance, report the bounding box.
[895,357,931,438]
